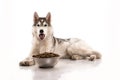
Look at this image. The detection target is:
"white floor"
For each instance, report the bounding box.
[0,50,120,80]
[0,0,120,80]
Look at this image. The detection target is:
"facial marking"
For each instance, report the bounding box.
[41,19,44,22]
[33,17,51,26]
[38,22,41,25]
[43,22,48,26]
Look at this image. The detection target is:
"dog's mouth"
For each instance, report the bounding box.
[39,34,45,40]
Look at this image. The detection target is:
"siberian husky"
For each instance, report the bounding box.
[19,12,101,66]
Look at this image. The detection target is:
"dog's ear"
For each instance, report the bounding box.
[34,12,39,23]
[46,12,51,23]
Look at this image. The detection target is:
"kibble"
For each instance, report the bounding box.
[32,52,59,58]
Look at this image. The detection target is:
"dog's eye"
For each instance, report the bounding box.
[44,24,47,27]
[37,24,40,27]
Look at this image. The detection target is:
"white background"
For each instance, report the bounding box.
[0,0,120,80]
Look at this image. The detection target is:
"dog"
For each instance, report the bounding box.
[19,12,101,66]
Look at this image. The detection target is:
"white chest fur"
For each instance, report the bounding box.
[38,39,54,53]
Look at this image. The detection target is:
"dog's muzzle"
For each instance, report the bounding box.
[39,29,45,40]
[39,34,45,40]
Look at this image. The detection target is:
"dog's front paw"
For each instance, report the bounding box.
[19,60,35,66]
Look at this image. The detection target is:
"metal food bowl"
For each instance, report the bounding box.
[33,53,60,68]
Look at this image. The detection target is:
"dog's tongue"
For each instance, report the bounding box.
[39,34,45,40]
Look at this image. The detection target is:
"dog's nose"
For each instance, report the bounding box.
[40,29,44,33]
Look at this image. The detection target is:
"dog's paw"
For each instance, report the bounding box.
[86,55,96,61]
[71,55,83,60]
[92,51,102,59]
[19,60,35,66]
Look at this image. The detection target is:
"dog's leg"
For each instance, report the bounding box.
[19,48,39,66]
[67,49,101,61]
[71,55,84,60]
[60,52,83,60]
[19,56,35,66]
[85,51,101,61]
[67,40,101,61]
[60,55,71,59]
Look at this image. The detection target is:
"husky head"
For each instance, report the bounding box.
[32,12,53,40]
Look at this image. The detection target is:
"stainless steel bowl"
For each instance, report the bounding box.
[33,57,60,68]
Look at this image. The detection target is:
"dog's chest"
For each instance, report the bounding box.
[39,46,51,53]
[38,40,69,56]
[38,41,53,53]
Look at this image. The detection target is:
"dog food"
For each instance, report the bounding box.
[33,52,59,58]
